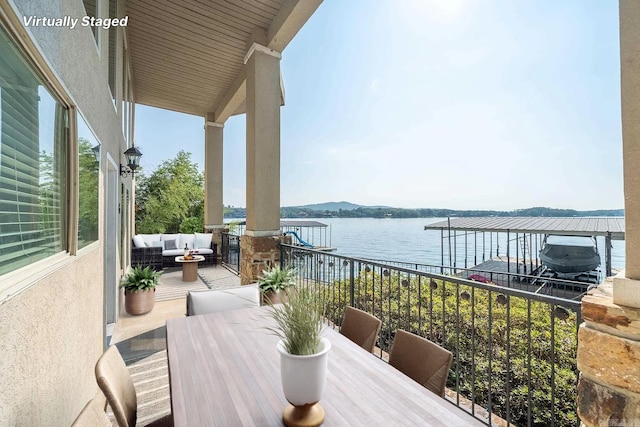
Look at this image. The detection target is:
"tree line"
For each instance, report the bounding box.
[135,152,623,233]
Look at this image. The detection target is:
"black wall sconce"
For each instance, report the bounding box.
[120,146,142,177]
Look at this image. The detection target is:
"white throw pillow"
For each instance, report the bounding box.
[132,235,146,248]
[152,240,163,248]
[195,233,212,244]
[179,234,195,250]
[141,234,161,247]
[193,238,208,249]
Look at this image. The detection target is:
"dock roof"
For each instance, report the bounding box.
[229,220,328,228]
[424,217,625,240]
[280,220,328,228]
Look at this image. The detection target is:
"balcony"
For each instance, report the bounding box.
[281,243,582,427]
[108,245,585,426]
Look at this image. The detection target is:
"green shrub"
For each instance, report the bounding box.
[179,216,202,233]
[318,270,578,427]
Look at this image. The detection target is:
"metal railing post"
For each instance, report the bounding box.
[280,244,284,269]
[349,260,355,307]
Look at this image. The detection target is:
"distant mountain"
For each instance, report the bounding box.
[223,202,624,219]
[290,201,391,211]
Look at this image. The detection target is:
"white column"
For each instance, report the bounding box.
[245,41,281,236]
[204,114,224,228]
[615,0,640,308]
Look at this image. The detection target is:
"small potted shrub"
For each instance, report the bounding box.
[121,265,162,315]
[257,265,296,305]
[266,286,330,427]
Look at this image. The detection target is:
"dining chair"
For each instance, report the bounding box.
[186,285,260,316]
[95,345,173,427]
[71,394,111,427]
[388,329,453,397]
[339,306,382,353]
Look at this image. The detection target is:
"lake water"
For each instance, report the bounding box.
[296,217,626,273]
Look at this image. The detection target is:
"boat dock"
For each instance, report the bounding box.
[425,217,624,281]
[280,220,336,251]
[456,257,600,298]
[230,220,336,251]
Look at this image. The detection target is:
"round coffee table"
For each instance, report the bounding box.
[175,255,205,282]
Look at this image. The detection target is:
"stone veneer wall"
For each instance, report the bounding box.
[240,235,283,285]
[577,280,640,425]
[209,227,227,261]
[239,234,293,285]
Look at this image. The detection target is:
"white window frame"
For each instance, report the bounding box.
[0,4,92,303]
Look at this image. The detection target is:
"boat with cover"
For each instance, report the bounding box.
[539,235,601,274]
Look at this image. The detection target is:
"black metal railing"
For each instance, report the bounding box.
[221,232,240,273]
[361,257,595,300]
[280,244,582,427]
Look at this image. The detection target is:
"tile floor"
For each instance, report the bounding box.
[107,264,241,426]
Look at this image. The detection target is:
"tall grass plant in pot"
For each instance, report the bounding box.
[266,286,329,427]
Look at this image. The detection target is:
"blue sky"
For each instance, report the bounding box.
[135,0,622,211]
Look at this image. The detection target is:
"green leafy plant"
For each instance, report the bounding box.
[179,216,202,233]
[313,269,578,427]
[120,266,162,292]
[266,286,324,355]
[226,219,242,234]
[257,265,297,293]
[135,151,204,234]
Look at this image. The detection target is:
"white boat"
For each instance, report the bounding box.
[539,235,601,274]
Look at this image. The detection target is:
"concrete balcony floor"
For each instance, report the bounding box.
[108,264,241,426]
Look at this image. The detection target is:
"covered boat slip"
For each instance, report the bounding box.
[424,217,625,279]
[230,220,334,250]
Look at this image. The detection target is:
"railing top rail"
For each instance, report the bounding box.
[281,243,582,309]
[362,256,595,286]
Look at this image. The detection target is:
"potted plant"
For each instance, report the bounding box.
[257,265,296,305]
[121,265,162,315]
[266,286,330,427]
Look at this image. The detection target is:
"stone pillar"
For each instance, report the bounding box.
[208,226,227,261]
[577,281,640,425]
[240,235,281,285]
[241,32,283,285]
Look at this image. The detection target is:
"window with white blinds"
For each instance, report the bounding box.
[0,25,68,275]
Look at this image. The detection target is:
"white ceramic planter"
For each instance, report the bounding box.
[277,337,331,406]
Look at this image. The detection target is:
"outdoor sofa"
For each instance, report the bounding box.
[131,232,217,270]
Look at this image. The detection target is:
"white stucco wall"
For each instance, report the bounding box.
[0,0,133,423]
[0,248,104,426]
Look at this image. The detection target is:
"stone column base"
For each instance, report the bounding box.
[208,226,227,261]
[578,280,640,426]
[240,234,283,285]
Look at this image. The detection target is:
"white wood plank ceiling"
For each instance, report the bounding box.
[126,0,293,117]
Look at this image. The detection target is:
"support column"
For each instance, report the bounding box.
[577,3,640,426]
[240,34,283,285]
[204,114,224,259]
[614,0,640,308]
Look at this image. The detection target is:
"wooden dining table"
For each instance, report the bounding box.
[165,307,485,426]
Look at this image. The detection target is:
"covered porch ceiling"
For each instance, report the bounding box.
[126,0,321,120]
